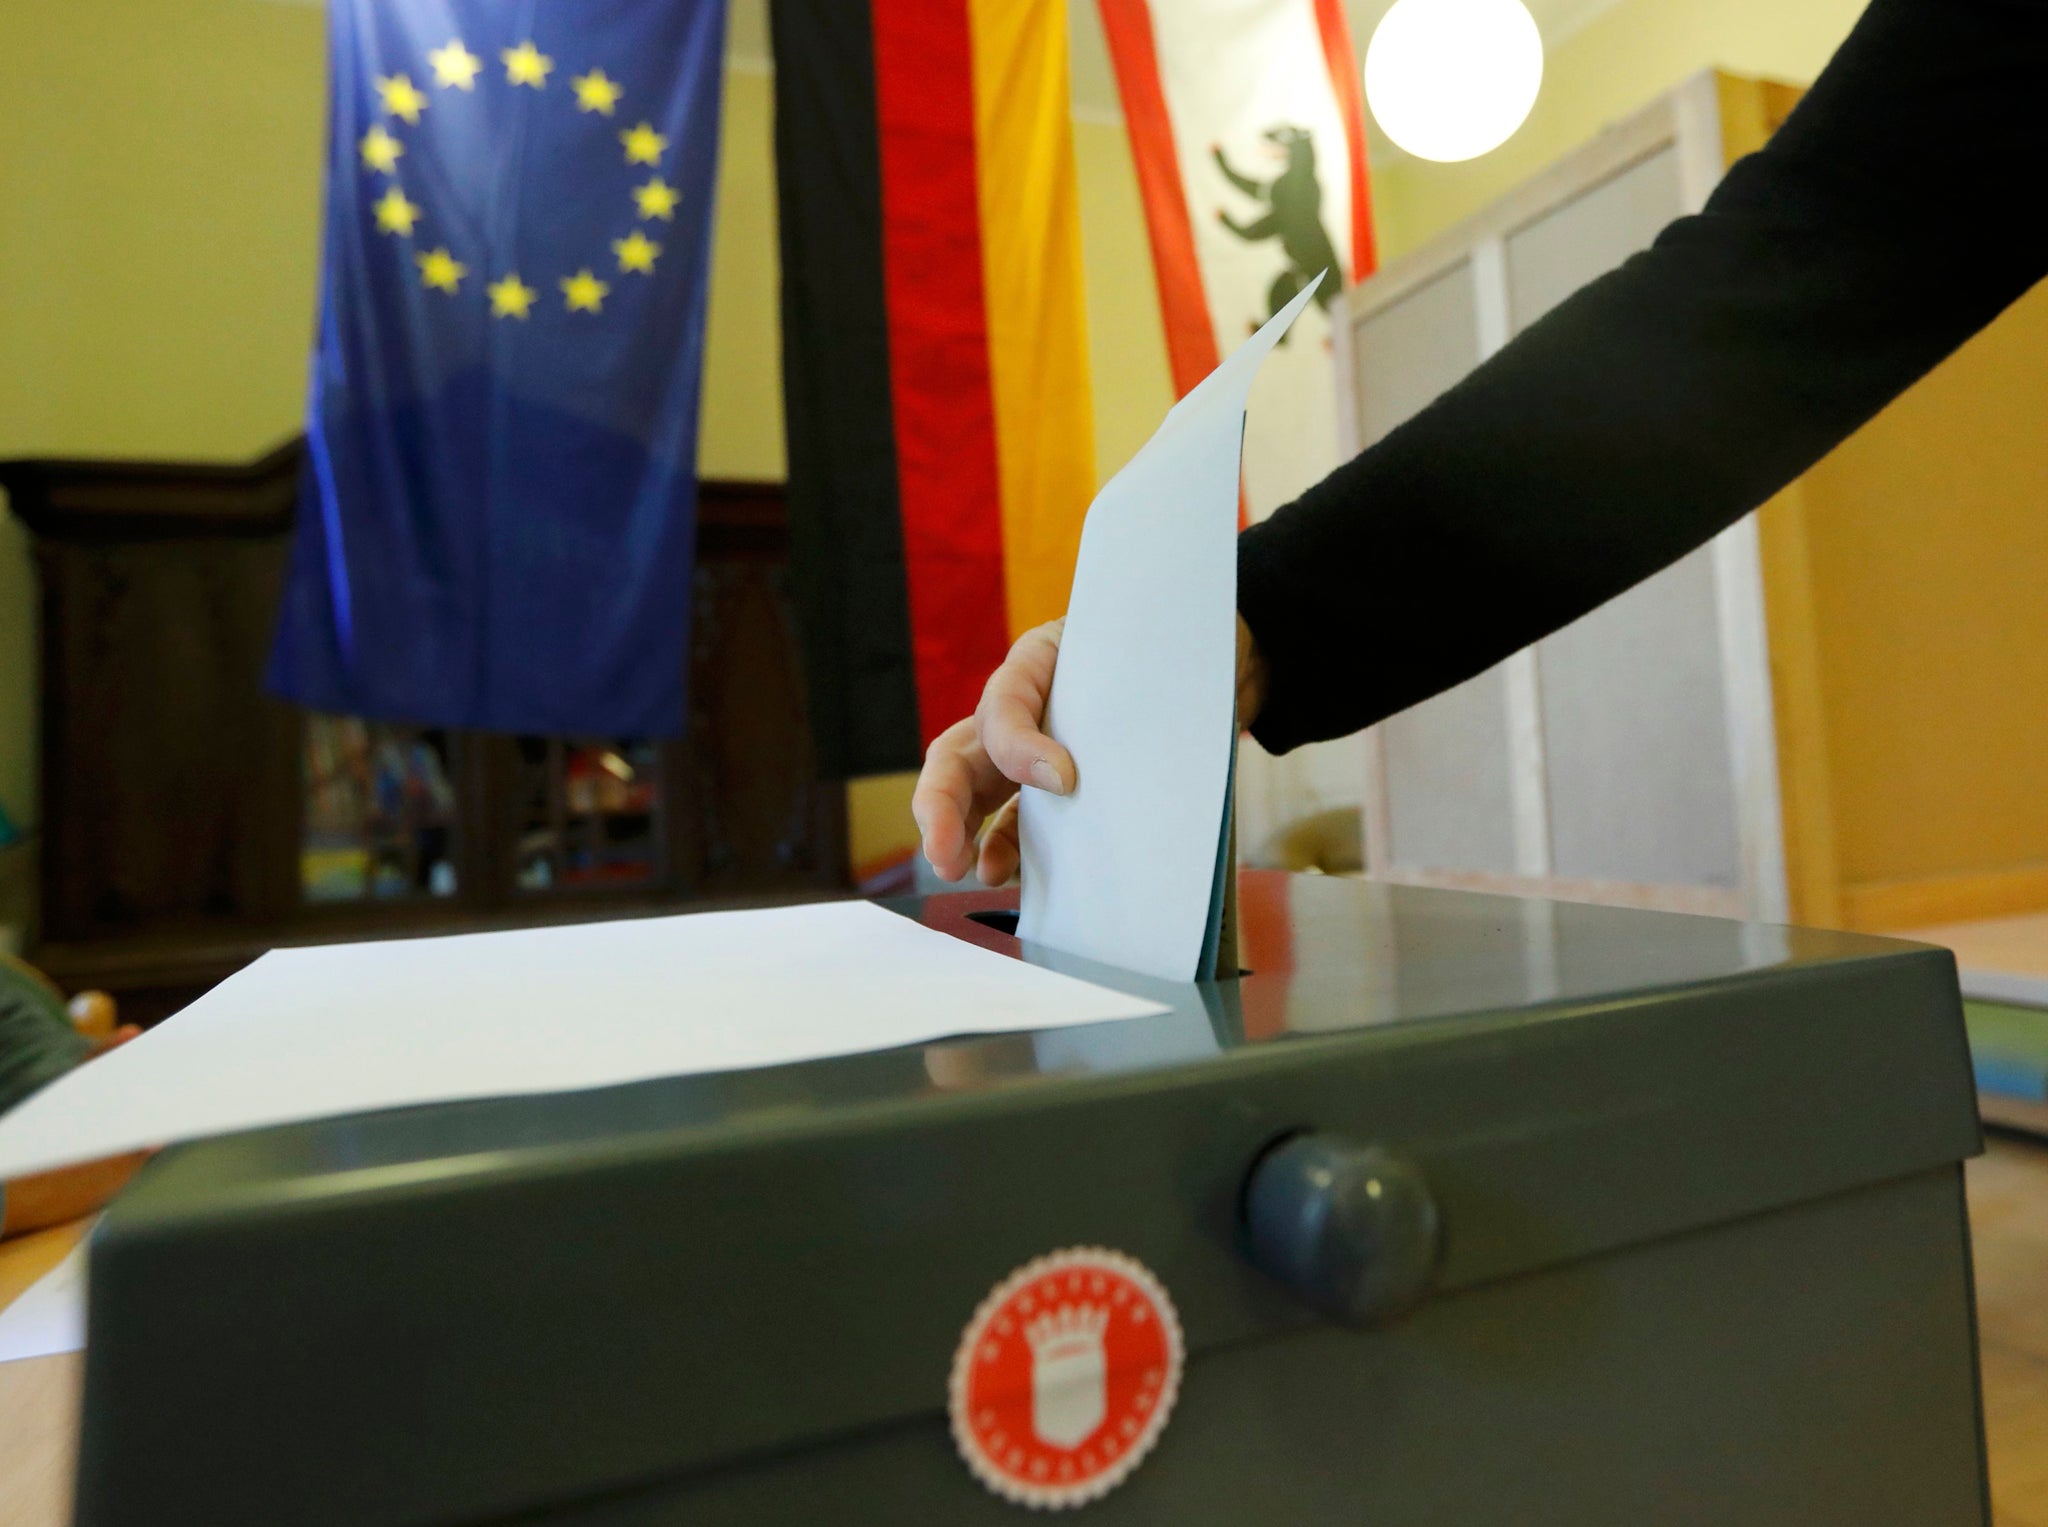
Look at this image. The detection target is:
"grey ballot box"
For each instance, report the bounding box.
[73,873,1987,1525]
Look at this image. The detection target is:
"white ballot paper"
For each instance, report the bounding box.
[0,901,1167,1180]
[0,1243,87,1364]
[1019,276,1322,982]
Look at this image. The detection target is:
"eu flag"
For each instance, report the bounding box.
[270,0,729,736]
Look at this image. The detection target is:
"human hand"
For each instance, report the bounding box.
[911,615,1269,886]
[913,621,1070,887]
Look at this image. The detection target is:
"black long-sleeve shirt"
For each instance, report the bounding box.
[1238,0,2048,755]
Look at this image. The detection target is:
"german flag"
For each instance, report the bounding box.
[771,0,1095,779]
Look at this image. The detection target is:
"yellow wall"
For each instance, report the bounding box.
[1075,116,1173,488]
[697,68,790,483]
[1373,0,1870,259]
[0,3,1171,901]
[1801,280,2048,894]
[0,0,325,921]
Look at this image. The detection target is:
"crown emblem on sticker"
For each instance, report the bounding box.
[949,1247,1185,1510]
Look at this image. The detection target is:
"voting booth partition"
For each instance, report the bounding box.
[1337,70,2048,936]
[70,873,1985,1525]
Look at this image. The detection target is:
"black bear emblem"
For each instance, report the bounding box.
[1213,125,1340,335]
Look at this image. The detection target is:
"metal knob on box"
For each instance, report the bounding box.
[1243,1133,1441,1326]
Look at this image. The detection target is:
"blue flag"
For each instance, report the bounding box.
[270,0,728,736]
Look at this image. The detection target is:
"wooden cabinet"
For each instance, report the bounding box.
[1337,70,2048,931]
[1,443,847,1018]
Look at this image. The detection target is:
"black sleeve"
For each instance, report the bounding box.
[1238,0,2048,754]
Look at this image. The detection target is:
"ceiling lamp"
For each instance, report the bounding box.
[1364,0,1545,163]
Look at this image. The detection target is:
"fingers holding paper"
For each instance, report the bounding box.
[913,620,1073,885]
[976,793,1022,886]
[912,715,1013,883]
[913,614,1271,885]
[978,619,1076,797]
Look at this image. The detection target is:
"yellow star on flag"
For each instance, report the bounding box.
[375,74,429,125]
[429,39,483,90]
[416,247,466,293]
[612,230,661,274]
[619,122,667,165]
[572,69,623,115]
[488,274,538,319]
[561,268,610,313]
[372,186,422,236]
[359,125,404,174]
[502,40,553,88]
[632,177,680,221]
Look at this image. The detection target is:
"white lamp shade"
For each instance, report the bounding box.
[1365,0,1545,164]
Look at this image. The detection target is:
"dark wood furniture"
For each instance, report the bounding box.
[1,443,847,1022]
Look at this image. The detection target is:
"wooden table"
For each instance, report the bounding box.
[0,1219,87,1527]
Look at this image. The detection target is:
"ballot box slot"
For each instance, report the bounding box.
[962,903,1253,978]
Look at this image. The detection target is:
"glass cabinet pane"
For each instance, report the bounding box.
[302,716,459,903]
[511,738,664,893]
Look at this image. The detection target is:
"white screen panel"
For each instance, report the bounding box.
[1354,260,1516,873]
[1508,142,1739,887]
[1505,146,1683,332]
[1383,666,1520,874]
[1352,261,1480,447]
[1539,549,1742,887]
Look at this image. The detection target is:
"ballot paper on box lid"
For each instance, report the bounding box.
[0,901,1166,1182]
[1019,275,1322,983]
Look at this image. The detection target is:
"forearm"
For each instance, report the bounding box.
[1240,0,2048,753]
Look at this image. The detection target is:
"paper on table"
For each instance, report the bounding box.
[1018,277,1322,983]
[0,901,1167,1180]
[0,1244,86,1364]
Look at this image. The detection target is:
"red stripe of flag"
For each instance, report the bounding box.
[1311,0,1378,281]
[871,0,1012,743]
[1097,0,1222,402]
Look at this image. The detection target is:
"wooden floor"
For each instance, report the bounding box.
[1973,1131,2048,1524]
[1908,911,2048,1519]
[1910,913,2048,988]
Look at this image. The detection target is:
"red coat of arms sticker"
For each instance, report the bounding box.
[949,1247,1185,1510]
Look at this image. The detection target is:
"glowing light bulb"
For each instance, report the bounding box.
[1364,0,1544,163]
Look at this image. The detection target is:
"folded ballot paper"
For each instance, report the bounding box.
[1019,275,1322,984]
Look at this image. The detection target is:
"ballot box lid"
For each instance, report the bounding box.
[74,873,1978,1527]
